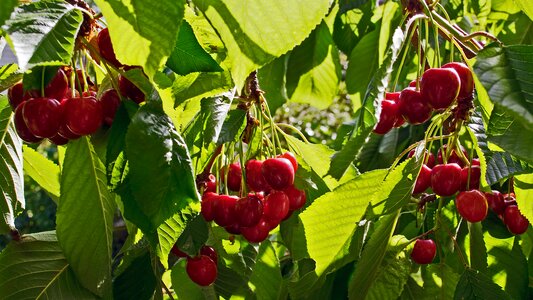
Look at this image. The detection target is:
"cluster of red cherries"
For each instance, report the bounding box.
[6,27,145,145]
[171,244,218,286]
[374,62,474,134]
[200,152,306,244]
[485,191,529,235]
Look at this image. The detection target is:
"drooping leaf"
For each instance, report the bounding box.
[21,65,60,91]
[248,241,283,299]
[4,1,83,70]
[258,55,288,114]
[513,173,533,223]
[217,109,247,145]
[175,214,209,256]
[166,20,223,75]
[346,29,380,101]
[0,231,96,299]
[171,71,233,108]
[0,63,22,92]
[454,268,512,300]
[113,249,156,300]
[366,251,411,300]
[0,0,17,29]
[0,96,24,234]
[22,145,60,200]
[400,264,461,300]
[467,222,488,272]
[199,94,234,146]
[514,0,533,22]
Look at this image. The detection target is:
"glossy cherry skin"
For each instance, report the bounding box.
[413,164,432,195]
[261,158,295,190]
[241,218,271,243]
[100,89,121,126]
[97,28,123,67]
[223,163,242,192]
[224,223,241,235]
[420,68,461,109]
[57,99,81,140]
[411,239,436,264]
[64,96,103,136]
[503,193,517,207]
[205,174,217,193]
[171,245,189,258]
[8,82,32,110]
[201,192,217,222]
[200,246,218,264]
[398,87,432,125]
[14,102,43,143]
[263,190,290,221]
[385,92,400,101]
[235,194,263,227]
[442,62,474,100]
[385,92,405,127]
[27,68,69,101]
[503,205,530,235]
[49,134,69,145]
[455,190,488,223]
[484,191,505,215]
[437,145,468,167]
[213,194,238,227]
[245,159,271,193]
[22,97,62,138]
[459,165,481,191]
[284,185,306,210]
[186,255,217,286]
[373,100,399,135]
[278,152,298,172]
[408,149,436,168]
[431,163,462,197]
[119,74,145,104]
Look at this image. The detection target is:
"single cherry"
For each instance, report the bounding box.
[200,246,218,264]
[241,218,271,243]
[373,100,399,135]
[97,28,123,67]
[263,190,290,221]
[413,164,432,195]
[100,89,121,126]
[442,62,474,100]
[201,192,217,222]
[13,102,43,143]
[455,190,488,223]
[386,92,405,127]
[186,255,217,286]
[503,193,517,207]
[261,158,295,190]
[22,97,62,138]
[484,191,505,215]
[410,239,436,264]
[171,245,189,258]
[385,92,400,101]
[398,87,432,125]
[57,99,81,140]
[28,68,69,101]
[118,67,145,104]
[437,145,468,167]
[235,194,263,227]
[284,185,306,210]
[205,174,217,193]
[8,82,31,110]
[278,152,298,172]
[224,223,241,235]
[48,134,69,145]
[223,163,242,192]
[64,95,103,135]
[213,194,238,227]
[408,149,436,168]
[459,165,481,191]
[503,205,530,235]
[420,68,461,109]
[245,159,271,193]
[430,163,462,197]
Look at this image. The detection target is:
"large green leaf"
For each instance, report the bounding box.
[454,268,512,300]
[56,137,116,297]
[124,101,199,232]
[0,0,17,29]
[113,249,156,300]
[286,21,341,109]
[366,251,411,300]
[22,145,60,200]
[258,55,288,114]
[174,214,208,256]
[514,0,533,21]
[0,63,22,92]
[248,241,283,299]
[217,109,246,145]
[4,1,83,71]
[171,71,232,108]
[400,264,461,300]
[346,29,380,102]
[0,231,96,299]
[93,0,184,78]
[514,173,533,223]
[0,96,24,234]
[474,45,533,130]
[193,0,331,88]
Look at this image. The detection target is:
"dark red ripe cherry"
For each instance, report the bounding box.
[64,96,103,136]
[205,174,216,193]
[22,97,62,138]
[171,245,189,258]
[408,80,417,87]
[384,92,405,127]
[118,74,145,104]
[459,165,481,191]
[57,99,81,140]
[200,246,218,264]
[442,62,474,100]
[13,102,42,143]
[224,223,241,235]
[411,239,436,264]
[49,134,69,145]
[278,152,298,172]
[420,68,461,109]
[485,191,505,215]
[97,28,123,67]
[186,255,217,286]
[437,145,468,167]
[245,160,271,193]
[503,205,530,235]
[373,100,399,135]
[431,163,462,196]
[8,82,31,110]
[45,69,69,100]
[503,193,517,207]
[398,87,432,125]
[385,92,400,101]
[455,190,488,223]
[263,190,290,221]
[241,218,270,243]
[413,164,432,195]
[224,163,242,192]
[284,185,306,210]
[100,89,121,126]
[201,192,217,222]
[213,194,238,227]
[235,194,263,227]
[408,149,436,168]
[262,158,295,190]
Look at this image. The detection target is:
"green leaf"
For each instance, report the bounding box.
[171,71,232,108]
[258,55,288,113]
[193,0,331,89]
[467,222,488,272]
[514,0,533,21]
[217,109,246,145]
[22,145,60,200]
[166,20,223,75]
[366,251,411,300]
[346,29,380,100]
[454,268,512,300]
[175,214,209,256]
[199,94,234,146]
[21,66,59,91]
[0,0,17,29]
[113,250,156,300]
[125,101,199,231]
[474,45,533,130]
[514,173,533,225]
[248,241,283,299]
[400,264,461,300]
[0,96,23,234]
[286,21,341,109]
[348,210,401,300]
[0,231,96,299]
[300,168,388,277]
[0,63,22,92]
[56,137,116,297]
[93,0,184,78]
[4,1,83,70]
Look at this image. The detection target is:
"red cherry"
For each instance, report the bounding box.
[420,68,461,109]
[384,92,405,127]
[171,245,189,258]
[437,145,468,167]
[241,218,270,243]
[263,190,290,221]
[13,102,42,143]
[205,174,217,193]
[503,205,530,235]
[408,149,436,168]
[64,96,103,136]
[235,194,263,227]
[266,217,281,230]
[222,163,242,192]
[373,100,399,135]
[278,152,298,172]
[71,69,95,93]
[261,158,295,190]
[97,28,123,67]
[284,185,306,210]
[8,82,32,110]
[442,62,474,100]
[413,164,432,195]
[224,223,241,235]
[245,159,271,193]
[48,134,69,145]
[22,97,62,138]
[57,99,81,140]
[213,194,238,227]
[408,80,417,87]
[27,68,69,101]
[200,246,218,264]
[472,158,480,166]
[118,73,145,104]
[431,163,462,196]
[100,89,121,126]
[201,192,217,222]
[503,193,517,207]
[398,87,432,125]
[410,239,436,264]
[385,92,400,101]
[459,165,481,191]
[455,190,488,222]
[186,255,217,286]
[484,191,505,215]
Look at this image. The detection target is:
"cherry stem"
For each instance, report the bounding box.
[199,144,223,179]
[408,228,434,243]
[161,279,175,300]
[442,220,469,267]
[275,123,310,144]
